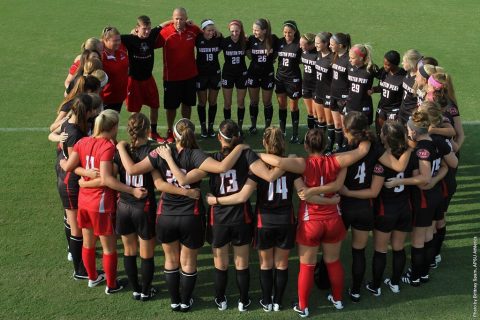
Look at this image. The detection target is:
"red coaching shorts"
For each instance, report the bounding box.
[77,208,115,236]
[126,76,160,112]
[296,216,346,246]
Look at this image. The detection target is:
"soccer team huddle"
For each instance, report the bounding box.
[48,6,465,318]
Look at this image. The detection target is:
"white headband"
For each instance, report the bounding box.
[201,19,215,30]
[100,73,109,88]
[173,118,191,140]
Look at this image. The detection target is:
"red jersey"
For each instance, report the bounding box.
[298,155,341,221]
[101,44,129,104]
[156,24,201,81]
[73,137,116,213]
[68,59,80,75]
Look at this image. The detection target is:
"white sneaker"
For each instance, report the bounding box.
[180,298,194,312]
[384,278,400,293]
[259,299,272,312]
[214,296,227,311]
[435,254,442,264]
[273,303,281,312]
[293,304,309,317]
[88,272,106,288]
[327,294,344,310]
[238,299,251,312]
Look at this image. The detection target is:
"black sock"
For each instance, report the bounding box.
[150,124,158,134]
[236,268,250,304]
[64,215,71,252]
[411,247,424,281]
[423,240,435,276]
[392,249,406,285]
[224,108,231,120]
[214,268,228,301]
[264,104,273,128]
[70,236,83,274]
[237,107,245,131]
[351,248,366,294]
[327,125,335,150]
[141,257,154,295]
[318,121,327,133]
[334,128,344,148]
[273,268,288,305]
[165,268,181,304]
[124,255,140,292]
[249,103,258,128]
[307,115,315,129]
[180,270,198,305]
[291,110,299,137]
[279,109,287,134]
[435,226,446,256]
[208,104,217,129]
[314,257,330,290]
[198,105,206,128]
[259,269,273,304]
[372,251,387,289]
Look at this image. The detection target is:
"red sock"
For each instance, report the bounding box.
[326,259,344,301]
[298,263,315,310]
[82,246,97,280]
[103,252,118,288]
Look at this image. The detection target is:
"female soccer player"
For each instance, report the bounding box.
[246,18,278,134]
[196,19,223,138]
[60,109,147,294]
[313,32,333,134]
[64,38,103,91]
[221,20,248,133]
[275,21,302,142]
[413,64,443,105]
[397,49,422,124]
[298,33,317,142]
[328,33,351,152]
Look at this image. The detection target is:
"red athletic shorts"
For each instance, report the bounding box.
[296,216,346,246]
[126,76,160,112]
[77,208,115,236]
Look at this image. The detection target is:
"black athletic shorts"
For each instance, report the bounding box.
[222,72,248,89]
[302,83,316,99]
[254,224,296,250]
[329,96,347,113]
[275,77,302,100]
[103,102,123,113]
[412,189,442,228]
[156,214,205,249]
[345,104,374,125]
[314,94,331,107]
[164,78,197,109]
[374,199,412,233]
[208,223,253,248]
[116,199,155,240]
[341,200,374,231]
[376,107,399,122]
[57,172,79,210]
[197,73,221,91]
[247,72,275,91]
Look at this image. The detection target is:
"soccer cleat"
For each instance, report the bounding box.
[214,296,227,311]
[420,274,430,283]
[289,136,300,144]
[88,272,106,288]
[141,287,158,301]
[180,298,194,312]
[259,299,272,312]
[208,126,216,137]
[365,282,381,296]
[238,299,251,312]
[435,254,442,264]
[149,132,164,143]
[73,271,89,281]
[165,130,175,144]
[327,294,344,310]
[170,303,181,312]
[293,304,309,318]
[132,291,141,301]
[348,288,360,302]
[401,273,420,287]
[273,303,281,312]
[105,279,127,295]
[429,261,438,269]
[248,126,257,135]
[384,278,400,294]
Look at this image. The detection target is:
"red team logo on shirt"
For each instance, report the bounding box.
[416,149,430,159]
[373,164,384,174]
[149,150,158,158]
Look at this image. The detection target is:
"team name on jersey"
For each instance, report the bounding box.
[380,80,399,91]
[133,54,152,60]
[301,57,316,65]
[348,75,368,84]
[332,64,346,72]
[315,65,329,73]
[198,47,220,53]
[403,82,414,93]
[225,50,245,56]
[251,49,268,54]
[278,51,297,58]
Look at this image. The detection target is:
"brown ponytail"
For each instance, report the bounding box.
[343,111,376,146]
[127,113,150,160]
[175,119,199,149]
[219,119,242,155]
[263,127,285,156]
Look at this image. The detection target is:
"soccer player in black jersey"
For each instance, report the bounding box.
[196,19,222,138]
[329,33,351,152]
[313,32,333,135]
[275,21,302,142]
[398,49,422,124]
[246,19,278,134]
[221,20,248,133]
[371,50,406,135]
[413,64,444,106]
[298,33,317,143]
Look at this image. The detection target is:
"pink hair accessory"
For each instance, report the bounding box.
[428,76,443,90]
[352,46,366,58]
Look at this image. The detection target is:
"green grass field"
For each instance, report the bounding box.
[0,0,479,319]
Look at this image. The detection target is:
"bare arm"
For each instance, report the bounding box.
[379,148,412,172]
[197,144,249,173]
[206,179,257,205]
[384,160,431,188]
[420,160,448,190]
[443,150,458,169]
[99,160,147,199]
[249,159,285,182]
[49,112,69,132]
[151,169,200,199]
[299,168,347,199]
[116,141,154,175]
[339,175,384,199]
[294,177,340,205]
[334,141,371,168]
[258,153,306,174]
[78,177,102,188]
[428,124,456,138]
[453,116,465,150]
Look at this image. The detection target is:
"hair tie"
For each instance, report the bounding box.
[428,76,443,90]
[201,19,215,30]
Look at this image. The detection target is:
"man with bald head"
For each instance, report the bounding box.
[156,7,201,143]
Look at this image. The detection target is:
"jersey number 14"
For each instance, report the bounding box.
[268,176,288,201]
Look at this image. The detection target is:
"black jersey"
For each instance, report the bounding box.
[276,38,302,80]
[196,34,222,76]
[60,100,74,113]
[376,67,406,112]
[114,141,156,207]
[148,147,208,216]
[221,36,247,76]
[315,52,333,98]
[247,34,279,76]
[331,53,349,98]
[251,172,300,227]
[209,149,259,226]
[301,48,317,88]
[56,121,86,179]
[398,73,417,122]
[121,26,161,81]
[346,64,374,110]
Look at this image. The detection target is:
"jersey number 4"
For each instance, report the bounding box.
[219,170,239,194]
[268,176,288,201]
[354,162,366,184]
